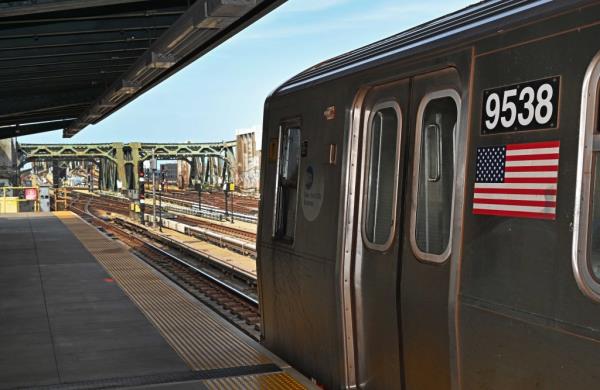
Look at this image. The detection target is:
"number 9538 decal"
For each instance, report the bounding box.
[482,77,560,134]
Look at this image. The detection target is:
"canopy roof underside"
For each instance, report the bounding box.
[0,0,284,139]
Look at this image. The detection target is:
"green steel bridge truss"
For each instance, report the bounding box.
[18,142,236,192]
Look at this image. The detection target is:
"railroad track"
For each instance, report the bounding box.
[163,190,259,215]
[69,190,254,228]
[69,199,261,340]
[156,194,258,224]
[67,191,130,214]
[174,214,256,242]
[70,190,257,244]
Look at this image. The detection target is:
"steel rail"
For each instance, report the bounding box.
[142,239,258,306]
[69,191,257,258]
[73,199,258,308]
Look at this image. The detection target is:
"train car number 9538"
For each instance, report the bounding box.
[482,77,560,134]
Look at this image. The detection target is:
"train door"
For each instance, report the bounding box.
[345,68,464,389]
[349,79,410,390]
[400,68,462,389]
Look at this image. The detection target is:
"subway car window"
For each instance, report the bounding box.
[588,84,600,280]
[590,156,600,279]
[363,103,401,248]
[273,126,301,242]
[574,53,600,302]
[413,95,458,259]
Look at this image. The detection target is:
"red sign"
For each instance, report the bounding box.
[24,188,37,200]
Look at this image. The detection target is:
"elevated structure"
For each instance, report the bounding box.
[18,141,236,191]
[235,132,260,191]
[0,0,285,139]
[0,138,17,184]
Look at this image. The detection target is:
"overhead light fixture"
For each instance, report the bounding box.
[97,99,116,109]
[117,80,141,95]
[147,52,177,69]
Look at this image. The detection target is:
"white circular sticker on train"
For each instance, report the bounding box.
[302,165,324,222]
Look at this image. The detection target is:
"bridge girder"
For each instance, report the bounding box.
[18,141,236,191]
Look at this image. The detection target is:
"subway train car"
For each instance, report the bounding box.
[257,1,600,388]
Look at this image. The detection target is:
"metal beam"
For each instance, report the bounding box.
[0,61,131,78]
[0,29,163,52]
[0,14,176,39]
[0,105,90,123]
[0,89,101,117]
[0,119,74,139]
[0,5,188,25]
[0,1,153,18]
[0,53,138,70]
[0,70,123,86]
[0,74,118,96]
[18,140,237,191]
[0,82,109,103]
[0,39,152,61]
[18,141,237,163]
[0,112,80,127]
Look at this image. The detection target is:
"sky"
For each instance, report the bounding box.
[19,0,476,145]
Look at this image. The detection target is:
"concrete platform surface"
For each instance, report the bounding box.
[0,213,188,389]
[0,212,313,390]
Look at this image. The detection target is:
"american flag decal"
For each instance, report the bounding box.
[473,141,560,220]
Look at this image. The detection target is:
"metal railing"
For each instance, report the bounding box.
[0,186,39,213]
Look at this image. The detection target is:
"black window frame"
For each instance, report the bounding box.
[272,121,302,243]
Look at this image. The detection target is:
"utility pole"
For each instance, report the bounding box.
[223,160,229,221]
[151,149,157,228]
[224,182,228,221]
[195,159,202,217]
[138,165,145,225]
[88,161,93,193]
[159,169,164,232]
[230,185,234,224]
[198,181,202,217]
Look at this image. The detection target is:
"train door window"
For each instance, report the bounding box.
[273,125,301,242]
[362,102,402,250]
[574,52,600,301]
[589,159,600,279]
[410,91,460,263]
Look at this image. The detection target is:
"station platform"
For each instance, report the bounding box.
[0,212,313,390]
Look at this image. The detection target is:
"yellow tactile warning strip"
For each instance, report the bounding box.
[53,211,272,371]
[202,372,307,389]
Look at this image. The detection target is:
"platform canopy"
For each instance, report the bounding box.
[0,0,284,139]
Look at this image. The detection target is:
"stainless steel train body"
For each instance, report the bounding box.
[257,1,600,388]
